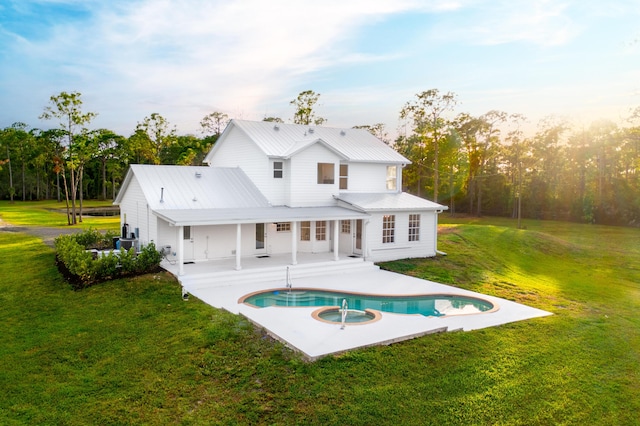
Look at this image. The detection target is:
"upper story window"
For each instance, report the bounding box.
[276,222,290,232]
[382,215,395,243]
[273,161,283,178]
[408,214,420,242]
[317,163,335,184]
[339,164,348,190]
[386,166,397,190]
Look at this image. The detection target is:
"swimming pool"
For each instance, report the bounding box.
[240,288,497,317]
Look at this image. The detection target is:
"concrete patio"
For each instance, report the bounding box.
[171,258,552,361]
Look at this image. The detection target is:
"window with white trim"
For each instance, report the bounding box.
[341,220,350,233]
[386,165,397,190]
[382,215,395,243]
[276,222,291,232]
[408,214,420,242]
[300,221,310,241]
[316,221,326,241]
[317,163,335,184]
[339,164,348,189]
[273,161,283,178]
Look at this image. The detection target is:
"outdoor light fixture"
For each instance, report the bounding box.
[182,287,189,301]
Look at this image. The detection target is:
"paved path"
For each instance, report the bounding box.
[0,220,84,247]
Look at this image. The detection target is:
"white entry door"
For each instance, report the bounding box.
[184,226,195,261]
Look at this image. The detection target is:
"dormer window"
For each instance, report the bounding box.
[317,163,335,184]
[386,166,397,190]
[273,161,283,178]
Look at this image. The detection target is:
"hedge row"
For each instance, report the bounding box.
[55,230,163,290]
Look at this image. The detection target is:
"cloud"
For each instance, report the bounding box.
[3,0,445,129]
[426,0,586,47]
[2,0,639,135]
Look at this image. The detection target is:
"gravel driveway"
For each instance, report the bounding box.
[0,222,84,247]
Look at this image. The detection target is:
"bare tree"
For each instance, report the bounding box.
[290,90,326,125]
[200,112,229,137]
[40,91,96,224]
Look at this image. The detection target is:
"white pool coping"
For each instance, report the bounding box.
[183,266,552,361]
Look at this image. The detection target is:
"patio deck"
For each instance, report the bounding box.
[166,257,552,361]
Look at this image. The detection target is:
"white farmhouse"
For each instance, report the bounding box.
[114,120,447,276]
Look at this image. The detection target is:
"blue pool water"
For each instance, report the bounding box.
[242,289,494,317]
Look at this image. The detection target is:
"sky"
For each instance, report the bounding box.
[0,0,639,138]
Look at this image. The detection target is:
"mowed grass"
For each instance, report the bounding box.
[0,200,119,230]
[1,204,640,425]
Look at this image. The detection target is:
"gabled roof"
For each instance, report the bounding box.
[337,192,448,212]
[204,119,410,164]
[115,164,370,226]
[114,164,270,211]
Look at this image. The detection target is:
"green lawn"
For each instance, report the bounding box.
[1,204,639,425]
[0,200,119,230]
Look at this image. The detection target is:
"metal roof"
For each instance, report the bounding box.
[115,165,270,210]
[154,206,369,226]
[205,120,410,164]
[337,192,448,212]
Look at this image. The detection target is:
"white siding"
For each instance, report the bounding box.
[157,220,178,254]
[207,127,270,200]
[289,144,342,207]
[268,159,290,205]
[266,222,293,254]
[365,212,437,262]
[344,163,391,192]
[118,176,157,246]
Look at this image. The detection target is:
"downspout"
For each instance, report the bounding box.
[434,209,447,256]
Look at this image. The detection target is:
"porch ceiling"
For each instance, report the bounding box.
[154,205,370,226]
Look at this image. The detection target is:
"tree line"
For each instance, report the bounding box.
[396,89,640,227]
[1,89,639,227]
[0,90,325,224]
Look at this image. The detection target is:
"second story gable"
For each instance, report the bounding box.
[203,120,410,207]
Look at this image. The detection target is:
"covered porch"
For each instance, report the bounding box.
[154,205,370,276]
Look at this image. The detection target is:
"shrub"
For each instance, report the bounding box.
[54,230,162,289]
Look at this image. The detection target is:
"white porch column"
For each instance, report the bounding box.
[235,223,242,271]
[178,225,185,276]
[291,221,298,265]
[333,219,339,261]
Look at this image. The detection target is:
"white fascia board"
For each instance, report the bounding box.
[154,207,370,227]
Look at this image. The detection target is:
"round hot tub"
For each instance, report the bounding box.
[312,306,382,325]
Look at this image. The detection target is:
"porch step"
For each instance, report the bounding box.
[179,258,378,290]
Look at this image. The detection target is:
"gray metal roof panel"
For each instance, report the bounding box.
[215,120,410,164]
[337,192,448,211]
[127,164,270,211]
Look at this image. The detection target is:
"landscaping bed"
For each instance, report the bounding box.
[54,229,162,289]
